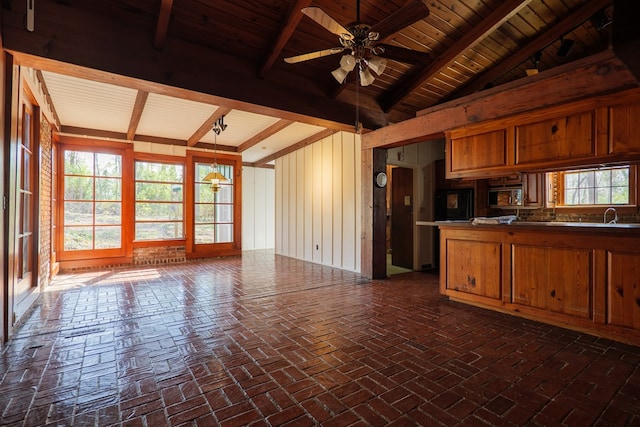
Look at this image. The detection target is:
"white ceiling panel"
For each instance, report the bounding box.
[241,122,326,163]
[201,110,280,147]
[42,71,138,133]
[136,93,218,141]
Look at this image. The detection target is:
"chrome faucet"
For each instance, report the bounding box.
[604,207,618,224]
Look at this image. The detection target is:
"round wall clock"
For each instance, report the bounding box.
[375,172,388,188]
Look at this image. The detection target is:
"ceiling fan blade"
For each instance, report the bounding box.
[284,48,345,64]
[301,7,352,37]
[375,44,430,65]
[369,0,430,39]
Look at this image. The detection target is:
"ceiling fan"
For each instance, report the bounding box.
[284,0,430,86]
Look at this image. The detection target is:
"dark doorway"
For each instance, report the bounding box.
[390,167,413,270]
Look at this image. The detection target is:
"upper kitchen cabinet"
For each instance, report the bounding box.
[609,101,640,155]
[514,111,596,166]
[446,126,515,179]
[445,88,640,179]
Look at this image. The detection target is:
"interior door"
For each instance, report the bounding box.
[10,90,40,322]
[391,167,414,269]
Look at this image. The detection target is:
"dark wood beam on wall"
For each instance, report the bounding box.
[258,0,312,78]
[446,0,613,101]
[1,0,384,130]
[379,0,532,112]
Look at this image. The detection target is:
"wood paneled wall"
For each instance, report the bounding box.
[242,166,275,250]
[275,132,361,272]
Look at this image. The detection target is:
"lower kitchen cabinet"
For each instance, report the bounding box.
[439,223,640,346]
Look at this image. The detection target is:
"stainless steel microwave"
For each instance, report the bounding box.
[488,187,522,207]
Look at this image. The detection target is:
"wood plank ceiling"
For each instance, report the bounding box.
[1,0,614,162]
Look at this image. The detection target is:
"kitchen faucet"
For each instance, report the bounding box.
[604,207,618,224]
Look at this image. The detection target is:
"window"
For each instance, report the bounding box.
[62,150,122,250]
[558,165,634,206]
[194,162,234,244]
[135,161,184,240]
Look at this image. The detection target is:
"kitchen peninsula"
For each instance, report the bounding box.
[439,221,640,346]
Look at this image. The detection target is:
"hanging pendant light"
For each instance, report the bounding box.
[204,115,229,192]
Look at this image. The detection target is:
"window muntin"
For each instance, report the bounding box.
[63,150,122,251]
[562,166,630,206]
[134,161,184,240]
[194,162,234,244]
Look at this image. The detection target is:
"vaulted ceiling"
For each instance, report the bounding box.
[0,0,617,163]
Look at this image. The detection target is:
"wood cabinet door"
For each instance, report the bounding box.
[607,251,640,329]
[523,173,542,207]
[515,111,595,165]
[609,103,640,154]
[449,129,508,174]
[445,239,502,299]
[512,245,592,319]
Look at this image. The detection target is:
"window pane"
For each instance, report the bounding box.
[565,172,579,189]
[95,178,121,201]
[578,188,593,204]
[136,162,183,182]
[64,151,94,175]
[612,186,629,204]
[95,226,121,249]
[195,204,214,223]
[215,224,233,243]
[64,226,93,250]
[64,202,93,225]
[215,205,233,222]
[95,202,121,225]
[195,224,214,244]
[217,185,233,203]
[136,182,181,202]
[136,202,182,221]
[95,153,121,177]
[135,222,183,240]
[595,170,611,187]
[612,168,629,186]
[578,171,594,187]
[596,188,610,204]
[65,176,93,200]
[195,183,216,203]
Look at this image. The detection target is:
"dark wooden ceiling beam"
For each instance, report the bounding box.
[255,128,337,166]
[379,0,533,112]
[364,51,639,149]
[446,0,613,101]
[237,119,293,152]
[186,107,233,147]
[258,0,312,78]
[154,0,174,50]
[127,90,149,140]
[1,0,383,129]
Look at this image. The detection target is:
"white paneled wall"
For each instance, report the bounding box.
[242,166,275,250]
[275,132,361,272]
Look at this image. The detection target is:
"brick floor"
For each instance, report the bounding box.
[1,250,639,426]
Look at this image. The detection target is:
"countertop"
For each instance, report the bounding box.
[435,219,640,232]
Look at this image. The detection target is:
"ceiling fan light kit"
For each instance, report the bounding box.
[286,0,429,88]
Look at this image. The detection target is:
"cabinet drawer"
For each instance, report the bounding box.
[515,111,595,165]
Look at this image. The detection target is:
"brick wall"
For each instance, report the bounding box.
[133,245,187,265]
[39,115,52,288]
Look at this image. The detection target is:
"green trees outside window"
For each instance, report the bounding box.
[195,162,234,244]
[63,150,122,250]
[135,161,184,240]
[564,166,630,206]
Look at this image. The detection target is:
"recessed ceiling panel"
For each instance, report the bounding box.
[136,93,218,141]
[42,71,138,133]
[241,122,326,163]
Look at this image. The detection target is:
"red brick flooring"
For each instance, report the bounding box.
[1,251,639,426]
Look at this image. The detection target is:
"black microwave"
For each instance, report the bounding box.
[488,188,522,207]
